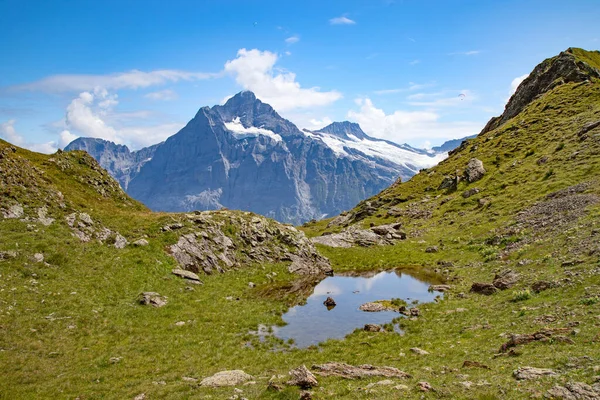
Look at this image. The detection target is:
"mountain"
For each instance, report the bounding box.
[431,134,477,153]
[66,91,468,224]
[4,47,600,400]
[64,138,161,189]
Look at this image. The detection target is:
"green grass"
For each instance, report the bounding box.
[2,64,600,399]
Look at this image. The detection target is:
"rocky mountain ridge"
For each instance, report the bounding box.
[66,92,471,224]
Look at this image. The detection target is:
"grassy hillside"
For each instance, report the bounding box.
[2,48,600,400]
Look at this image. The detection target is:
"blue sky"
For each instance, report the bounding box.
[0,0,599,152]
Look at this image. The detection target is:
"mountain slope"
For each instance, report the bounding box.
[66,92,465,224]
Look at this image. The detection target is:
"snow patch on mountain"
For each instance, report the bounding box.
[224,117,283,142]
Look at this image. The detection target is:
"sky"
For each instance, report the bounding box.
[0,0,599,153]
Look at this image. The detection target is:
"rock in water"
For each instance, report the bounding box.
[323,297,336,308]
[200,370,254,387]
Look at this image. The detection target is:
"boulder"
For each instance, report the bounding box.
[531,280,559,293]
[288,365,318,389]
[429,284,452,292]
[513,366,558,380]
[464,158,486,183]
[133,239,149,246]
[364,324,382,332]
[438,175,459,191]
[470,282,498,295]
[359,302,386,312]
[493,269,519,290]
[323,297,336,307]
[546,381,600,399]
[425,246,439,253]
[462,188,480,198]
[138,292,167,308]
[114,233,128,249]
[200,370,254,387]
[172,268,203,284]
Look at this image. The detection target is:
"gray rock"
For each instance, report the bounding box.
[172,268,203,283]
[425,246,439,253]
[288,365,318,389]
[410,347,429,355]
[513,367,558,380]
[546,381,600,399]
[132,239,149,246]
[438,175,459,191]
[200,370,254,387]
[359,302,387,312]
[139,292,167,308]
[464,158,486,183]
[312,224,404,248]
[470,282,498,295]
[33,253,44,263]
[429,284,452,292]
[114,233,128,249]
[3,204,23,219]
[0,250,17,261]
[493,269,519,290]
[462,188,480,198]
[37,207,55,226]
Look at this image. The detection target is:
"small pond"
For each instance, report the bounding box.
[272,270,443,348]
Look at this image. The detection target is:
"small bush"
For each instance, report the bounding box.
[555,142,565,152]
[511,289,532,302]
[579,296,599,306]
[525,149,535,157]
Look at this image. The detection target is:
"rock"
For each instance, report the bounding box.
[200,370,254,387]
[410,347,429,356]
[500,328,573,353]
[323,297,336,307]
[312,224,404,248]
[181,376,198,382]
[462,188,480,198]
[162,222,184,231]
[418,381,433,392]
[175,321,185,326]
[37,207,55,226]
[546,382,600,399]
[114,233,128,249]
[109,357,122,364]
[470,282,498,295]
[464,158,486,183]
[359,302,386,312]
[409,308,420,317]
[513,367,558,380]
[248,282,255,288]
[172,268,203,284]
[438,175,459,191]
[493,269,520,290]
[531,280,559,293]
[393,384,409,390]
[0,250,17,261]
[288,365,318,389]
[312,362,411,379]
[3,204,23,219]
[33,253,44,263]
[462,361,491,370]
[327,213,353,228]
[429,284,452,292]
[364,324,381,332]
[425,246,439,253]
[132,239,149,246]
[138,292,167,308]
[288,253,333,276]
[299,390,313,400]
[133,394,146,400]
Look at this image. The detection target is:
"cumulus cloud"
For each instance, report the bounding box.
[0,119,57,154]
[144,89,178,101]
[510,74,529,95]
[285,35,300,45]
[329,16,356,25]
[224,48,342,111]
[59,88,182,149]
[12,70,218,93]
[347,98,482,144]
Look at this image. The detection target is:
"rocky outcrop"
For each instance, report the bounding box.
[168,211,331,276]
[481,48,600,135]
[500,328,573,353]
[464,158,485,183]
[311,363,411,379]
[312,223,406,248]
[546,382,600,399]
[288,365,318,389]
[65,212,127,248]
[138,292,167,308]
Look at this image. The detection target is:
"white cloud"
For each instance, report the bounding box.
[59,88,182,149]
[409,59,421,65]
[449,50,480,56]
[224,48,342,111]
[285,35,300,45]
[407,90,475,107]
[329,16,356,25]
[12,69,218,93]
[510,74,529,95]
[374,82,433,95]
[347,98,482,144]
[0,119,57,154]
[145,89,178,101]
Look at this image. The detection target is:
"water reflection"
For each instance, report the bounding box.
[272,270,442,347]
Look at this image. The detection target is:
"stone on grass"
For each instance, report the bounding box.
[288,365,318,389]
[3,204,24,219]
[138,292,167,308]
[312,362,411,379]
[172,268,203,284]
[133,239,149,246]
[513,366,558,380]
[410,347,429,356]
[364,324,381,332]
[464,158,486,183]
[33,253,44,263]
[114,233,128,249]
[470,282,498,295]
[546,381,600,399]
[418,381,433,392]
[200,370,254,387]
